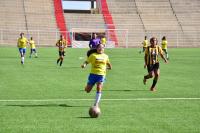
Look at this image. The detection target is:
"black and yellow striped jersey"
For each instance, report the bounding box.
[145,45,163,65]
[56,39,67,51]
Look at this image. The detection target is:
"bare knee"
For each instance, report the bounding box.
[96,82,103,92]
[85,85,93,93]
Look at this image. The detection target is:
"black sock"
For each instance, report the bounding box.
[57,59,60,64]
[60,61,63,66]
[151,78,158,88]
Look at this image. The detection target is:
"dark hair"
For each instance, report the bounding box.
[162,36,166,40]
[150,37,158,44]
[87,49,97,57]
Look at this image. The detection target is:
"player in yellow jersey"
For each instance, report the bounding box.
[139,36,149,53]
[29,37,38,58]
[56,35,67,66]
[101,35,107,46]
[17,32,28,64]
[143,37,168,91]
[81,44,112,107]
[161,36,169,60]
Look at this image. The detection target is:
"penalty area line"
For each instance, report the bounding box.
[0,98,200,102]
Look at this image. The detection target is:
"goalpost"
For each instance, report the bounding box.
[70,28,129,48]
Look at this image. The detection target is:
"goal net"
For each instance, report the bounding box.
[70,28,128,48]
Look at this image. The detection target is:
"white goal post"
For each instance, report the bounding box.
[70,28,129,48]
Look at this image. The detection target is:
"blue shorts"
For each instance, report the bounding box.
[87,74,105,86]
[19,48,26,54]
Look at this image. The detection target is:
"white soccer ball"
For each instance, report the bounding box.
[89,106,101,118]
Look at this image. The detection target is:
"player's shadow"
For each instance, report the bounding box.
[103,89,148,92]
[5,104,88,108]
[77,116,92,119]
[80,89,148,92]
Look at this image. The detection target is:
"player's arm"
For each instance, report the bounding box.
[144,54,148,68]
[81,61,89,68]
[26,39,29,44]
[160,53,168,63]
[89,40,92,48]
[64,40,68,48]
[159,47,168,63]
[56,40,59,47]
[106,62,112,70]
[17,39,20,48]
[144,47,148,68]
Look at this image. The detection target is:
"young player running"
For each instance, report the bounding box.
[161,36,169,60]
[139,36,149,53]
[29,37,38,58]
[143,37,168,91]
[56,35,67,66]
[17,32,28,64]
[81,44,112,107]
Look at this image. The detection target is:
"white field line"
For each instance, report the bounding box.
[0,98,200,102]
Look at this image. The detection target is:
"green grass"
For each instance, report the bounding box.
[0,47,200,133]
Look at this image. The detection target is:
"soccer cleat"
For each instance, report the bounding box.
[143,77,147,85]
[150,87,156,92]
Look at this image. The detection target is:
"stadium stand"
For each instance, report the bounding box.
[0,0,199,47]
[0,0,58,46]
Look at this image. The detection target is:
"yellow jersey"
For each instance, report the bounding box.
[101,37,106,45]
[17,37,28,48]
[142,39,148,48]
[56,39,67,51]
[87,53,110,76]
[161,40,167,49]
[29,40,36,49]
[145,45,163,65]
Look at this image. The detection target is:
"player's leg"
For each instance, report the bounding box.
[143,65,154,84]
[150,64,160,91]
[85,84,93,93]
[21,48,26,64]
[165,49,169,60]
[85,74,95,93]
[34,49,38,58]
[57,51,61,64]
[19,48,24,64]
[94,82,103,107]
[29,49,33,58]
[59,52,64,66]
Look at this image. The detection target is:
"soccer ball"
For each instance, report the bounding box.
[89,106,101,118]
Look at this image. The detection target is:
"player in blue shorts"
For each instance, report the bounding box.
[81,44,112,107]
[17,33,28,64]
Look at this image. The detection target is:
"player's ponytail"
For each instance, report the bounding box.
[87,49,97,57]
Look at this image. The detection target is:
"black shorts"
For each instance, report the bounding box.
[147,63,159,72]
[59,51,65,56]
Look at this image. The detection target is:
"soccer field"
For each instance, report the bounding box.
[0,47,200,133]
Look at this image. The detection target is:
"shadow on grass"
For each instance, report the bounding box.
[80,89,148,92]
[77,116,92,119]
[4,104,89,108]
